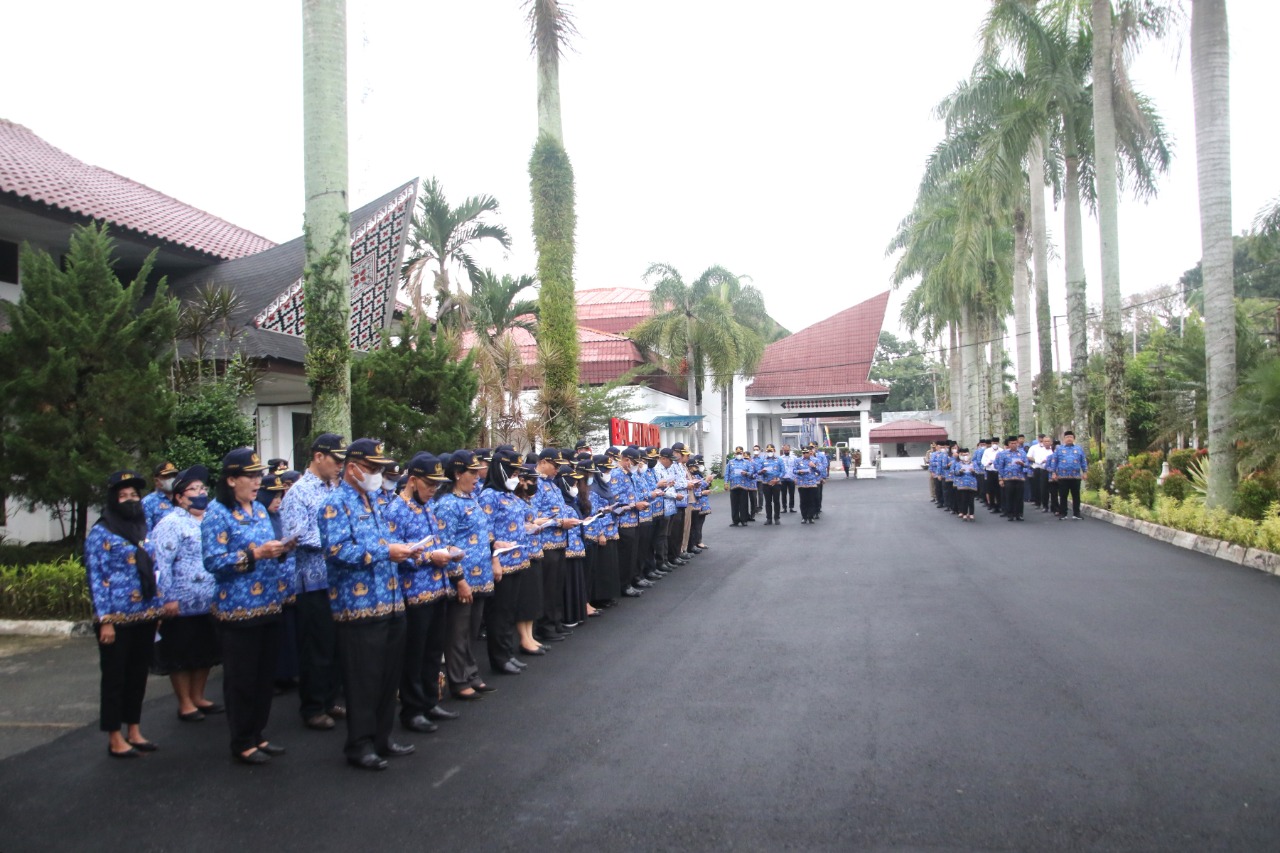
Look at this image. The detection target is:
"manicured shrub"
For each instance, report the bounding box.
[1113,463,1139,498]
[1161,471,1192,501]
[1130,469,1157,509]
[1168,448,1197,474]
[0,558,92,620]
[1085,464,1105,492]
[1236,476,1278,521]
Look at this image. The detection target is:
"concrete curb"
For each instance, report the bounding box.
[0,619,94,637]
[1081,504,1280,577]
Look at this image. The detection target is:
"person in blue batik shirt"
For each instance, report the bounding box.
[435,450,500,703]
[725,446,754,527]
[1050,430,1088,520]
[951,449,980,521]
[86,469,166,758]
[758,444,785,525]
[152,464,222,723]
[320,438,423,771]
[478,448,535,677]
[538,447,583,626]
[795,447,823,523]
[996,437,1029,521]
[279,433,346,731]
[142,460,178,531]
[202,447,294,766]
[385,452,454,734]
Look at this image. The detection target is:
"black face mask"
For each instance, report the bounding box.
[117,499,144,521]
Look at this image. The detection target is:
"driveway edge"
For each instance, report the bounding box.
[0,619,94,637]
[1081,505,1280,577]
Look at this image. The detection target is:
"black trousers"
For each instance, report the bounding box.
[615,527,638,590]
[97,620,157,732]
[730,488,749,524]
[537,548,566,634]
[817,481,824,512]
[781,479,796,510]
[445,597,485,690]
[652,514,670,565]
[748,488,760,516]
[219,619,282,755]
[761,482,781,520]
[637,520,656,575]
[666,510,686,561]
[1059,477,1082,516]
[295,588,341,719]
[337,615,405,759]
[400,600,444,721]
[987,472,1001,509]
[1046,477,1062,515]
[486,570,522,669]
[799,486,818,520]
[958,489,976,516]
[1035,469,1051,510]
[1003,478,1026,519]
[935,478,946,508]
[690,510,707,545]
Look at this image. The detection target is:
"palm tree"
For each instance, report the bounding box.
[469,270,539,342]
[301,0,351,437]
[525,0,580,446]
[401,177,512,327]
[706,274,768,462]
[630,264,763,455]
[1191,0,1235,508]
[466,269,540,446]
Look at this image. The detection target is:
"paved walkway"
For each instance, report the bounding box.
[2,473,1279,851]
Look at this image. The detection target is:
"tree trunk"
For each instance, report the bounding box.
[685,345,698,454]
[949,325,964,442]
[1029,134,1054,432]
[536,35,563,143]
[1192,0,1236,508]
[961,306,981,446]
[1064,142,1089,433]
[302,0,352,439]
[1014,207,1034,436]
[989,315,1007,436]
[1092,0,1128,474]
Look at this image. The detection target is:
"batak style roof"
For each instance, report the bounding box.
[0,119,275,260]
[868,419,948,444]
[745,291,891,399]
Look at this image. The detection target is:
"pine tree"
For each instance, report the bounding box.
[350,322,481,457]
[0,224,179,541]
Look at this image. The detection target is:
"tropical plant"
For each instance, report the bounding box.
[401,178,512,327]
[1234,475,1276,521]
[302,0,352,439]
[1233,356,1280,476]
[0,558,92,620]
[164,380,256,475]
[1161,470,1191,501]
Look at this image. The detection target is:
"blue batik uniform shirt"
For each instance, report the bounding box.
[319,480,405,622]
[434,490,495,595]
[384,492,449,607]
[85,524,163,624]
[142,490,175,531]
[280,469,335,594]
[202,499,285,624]
[1052,444,1088,478]
[152,507,215,617]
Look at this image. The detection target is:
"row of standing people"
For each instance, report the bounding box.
[85,435,715,769]
[927,432,1089,522]
[723,443,831,525]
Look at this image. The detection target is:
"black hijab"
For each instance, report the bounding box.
[97,489,157,600]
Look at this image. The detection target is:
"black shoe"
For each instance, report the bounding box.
[556,626,575,636]
[496,660,522,675]
[763,519,773,525]
[535,632,566,642]
[257,742,286,756]
[234,749,271,766]
[427,705,460,720]
[472,683,498,694]
[196,702,226,715]
[683,552,697,559]
[379,742,415,758]
[304,713,336,730]
[622,587,643,597]
[451,689,484,701]
[645,572,664,581]
[560,621,581,629]
[509,657,528,669]
[178,709,206,723]
[348,753,389,771]
[108,746,142,759]
[520,646,548,656]
[672,558,689,565]
[635,579,654,588]
[402,715,438,733]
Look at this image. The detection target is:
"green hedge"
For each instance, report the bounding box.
[0,558,92,621]
[0,539,79,568]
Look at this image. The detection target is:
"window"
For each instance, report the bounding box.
[0,240,17,284]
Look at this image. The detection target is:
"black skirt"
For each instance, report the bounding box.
[515,560,544,622]
[563,556,589,625]
[588,540,621,603]
[154,614,221,673]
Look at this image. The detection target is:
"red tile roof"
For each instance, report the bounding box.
[461,325,645,386]
[745,291,891,398]
[574,286,662,336]
[0,119,275,260]
[869,419,948,444]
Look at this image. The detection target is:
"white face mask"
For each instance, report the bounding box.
[961,455,971,462]
[158,477,176,493]
[766,452,775,458]
[505,476,519,490]
[360,470,383,494]
[568,485,579,498]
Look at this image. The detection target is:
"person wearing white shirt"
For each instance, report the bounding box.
[1026,435,1054,511]
[981,439,1003,513]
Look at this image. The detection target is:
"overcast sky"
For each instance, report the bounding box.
[5,1,1277,363]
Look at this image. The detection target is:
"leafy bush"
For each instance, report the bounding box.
[166,380,256,474]
[1128,451,1163,474]
[1258,502,1280,554]
[1161,471,1192,501]
[1168,448,1197,474]
[1236,476,1278,521]
[0,539,79,568]
[1113,463,1139,498]
[0,558,92,620]
[1130,470,1157,509]
[1085,464,1105,492]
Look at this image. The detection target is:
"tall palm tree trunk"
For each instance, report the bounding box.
[1014,207,1034,435]
[1064,139,1089,433]
[1192,0,1235,508]
[949,325,964,442]
[302,0,351,438]
[1092,0,1128,474]
[989,315,1007,435]
[1029,135,1054,432]
[684,343,698,454]
[961,307,982,445]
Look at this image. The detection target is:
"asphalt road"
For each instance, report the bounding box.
[3,472,1280,851]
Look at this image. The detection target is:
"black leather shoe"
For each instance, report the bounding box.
[672,558,689,566]
[196,702,226,715]
[127,740,159,752]
[178,709,206,723]
[622,587,643,597]
[257,742,286,756]
[402,715,438,733]
[108,746,142,759]
[473,683,498,694]
[427,705,460,720]
[234,749,271,766]
[520,646,548,656]
[682,552,698,558]
[496,660,522,675]
[536,632,566,642]
[379,742,415,758]
[451,690,483,701]
[646,572,665,580]
[635,579,654,588]
[348,753,389,771]
[509,657,528,668]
